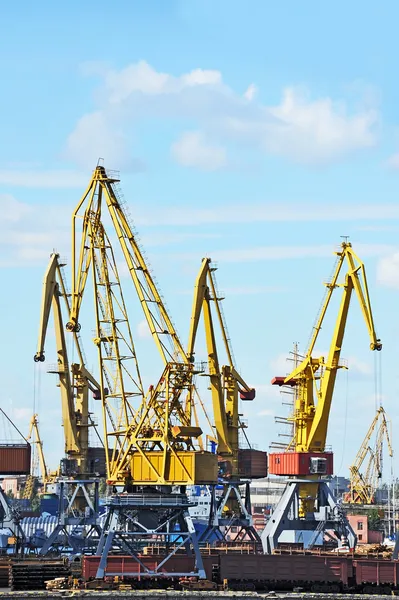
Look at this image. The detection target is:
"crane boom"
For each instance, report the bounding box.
[68,166,187,365]
[34,254,79,454]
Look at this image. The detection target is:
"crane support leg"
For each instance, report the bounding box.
[199,482,261,546]
[39,480,100,555]
[261,480,356,554]
[0,487,25,551]
[95,491,206,580]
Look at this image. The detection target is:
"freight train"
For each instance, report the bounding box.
[78,552,399,594]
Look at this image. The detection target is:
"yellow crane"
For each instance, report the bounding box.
[187,257,266,541]
[34,253,101,477]
[65,165,217,578]
[263,241,382,553]
[344,406,392,505]
[23,414,57,499]
[188,258,256,474]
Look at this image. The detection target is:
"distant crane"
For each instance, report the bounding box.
[262,241,382,553]
[23,414,57,500]
[344,406,393,505]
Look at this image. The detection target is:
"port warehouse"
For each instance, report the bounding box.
[5,553,399,593]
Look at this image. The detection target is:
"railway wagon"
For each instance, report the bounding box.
[82,554,217,582]
[354,559,399,593]
[219,553,352,592]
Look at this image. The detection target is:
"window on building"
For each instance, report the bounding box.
[358,534,363,541]
[358,521,363,530]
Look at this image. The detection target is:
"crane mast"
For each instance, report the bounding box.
[344,406,392,505]
[263,241,382,553]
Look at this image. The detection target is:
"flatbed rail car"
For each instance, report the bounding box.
[79,553,399,594]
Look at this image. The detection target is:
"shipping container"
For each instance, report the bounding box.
[87,447,110,477]
[131,451,218,485]
[0,444,31,475]
[238,449,267,479]
[268,451,333,476]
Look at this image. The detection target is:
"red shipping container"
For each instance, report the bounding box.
[0,445,31,475]
[268,451,333,476]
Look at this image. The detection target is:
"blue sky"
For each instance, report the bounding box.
[0,1,399,480]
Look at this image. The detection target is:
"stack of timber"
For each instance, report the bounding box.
[273,544,393,559]
[0,559,9,587]
[9,558,70,591]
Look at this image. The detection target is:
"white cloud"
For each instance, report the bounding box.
[0,195,70,267]
[355,225,399,232]
[137,319,152,339]
[64,111,145,171]
[377,252,399,289]
[219,285,287,295]
[171,131,227,171]
[100,60,222,103]
[265,87,377,164]
[0,194,32,222]
[270,353,296,376]
[244,83,257,101]
[12,407,32,422]
[210,243,395,264]
[0,170,88,189]
[257,409,275,417]
[134,202,399,228]
[67,60,377,169]
[387,153,399,169]
[347,356,372,375]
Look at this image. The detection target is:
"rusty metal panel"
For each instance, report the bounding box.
[0,445,31,475]
[355,559,398,585]
[219,554,349,584]
[238,449,267,479]
[83,554,215,580]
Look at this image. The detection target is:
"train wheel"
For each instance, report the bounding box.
[383,587,392,596]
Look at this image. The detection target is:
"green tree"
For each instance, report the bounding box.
[367,507,381,530]
[99,478,107,497]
